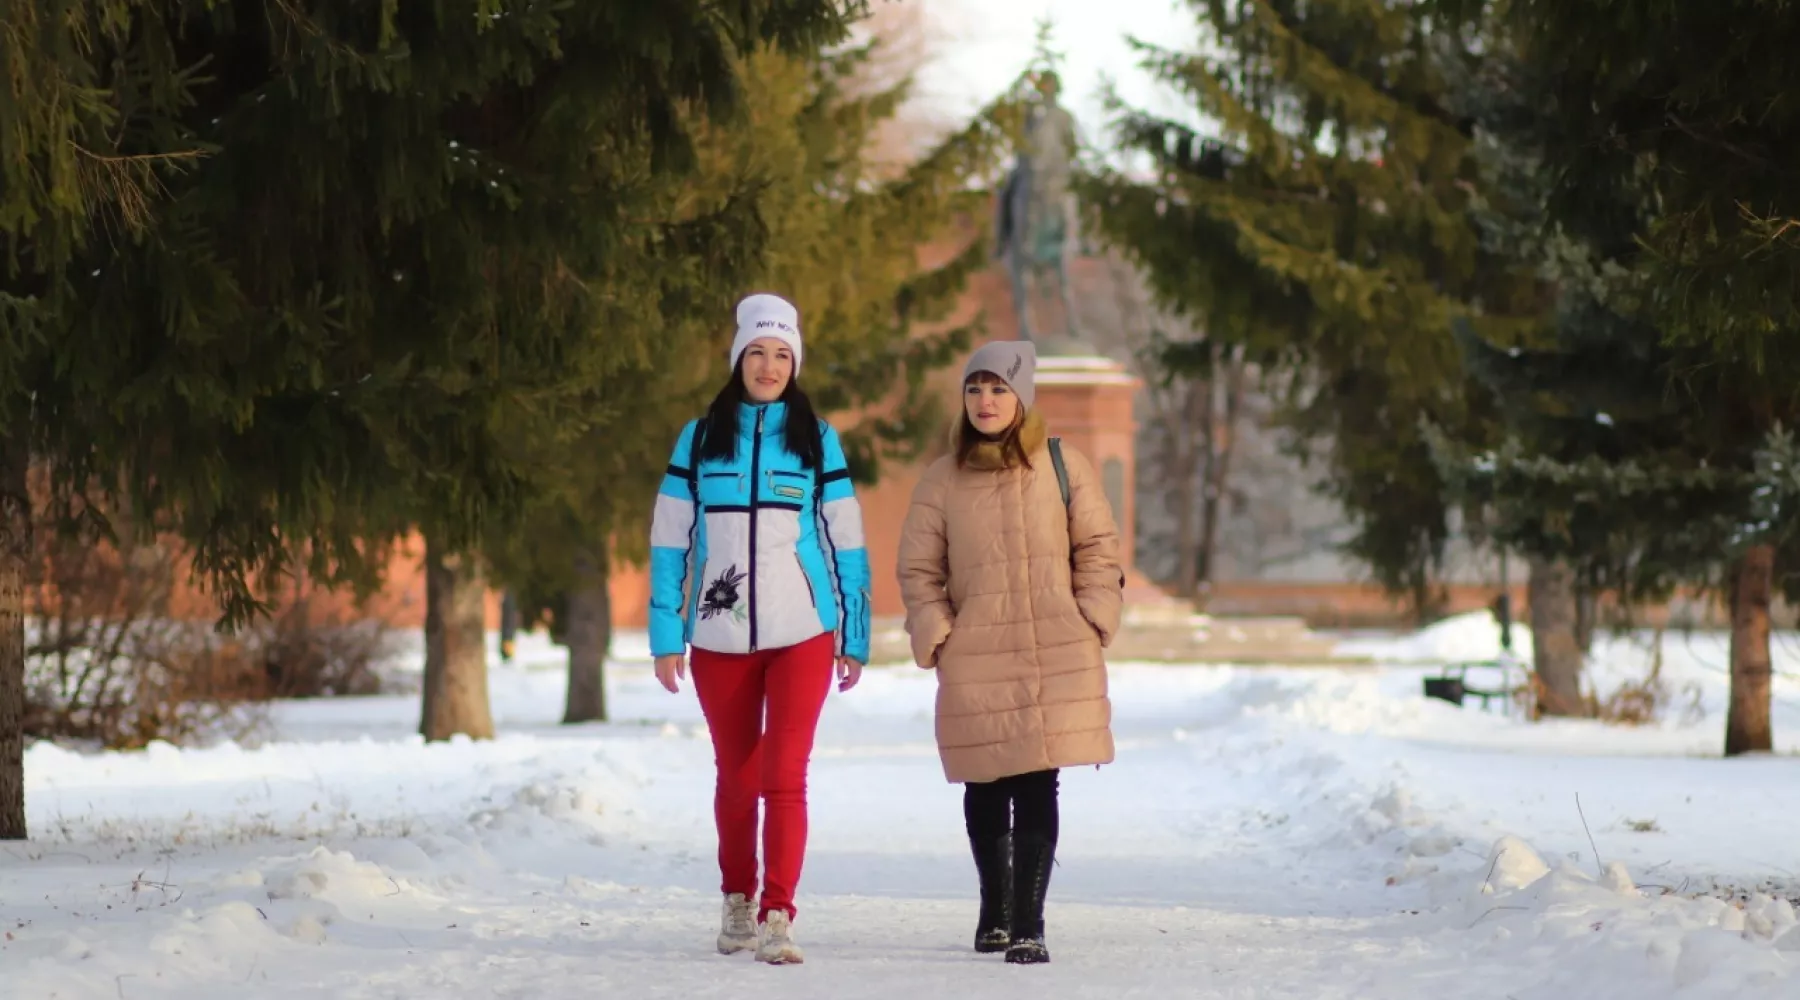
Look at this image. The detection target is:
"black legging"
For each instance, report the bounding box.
[963,769,1059,846]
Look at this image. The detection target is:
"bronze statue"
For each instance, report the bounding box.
[995,71,1080,346]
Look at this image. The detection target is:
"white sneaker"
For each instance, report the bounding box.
[756,910,804,965]
[717,893,756,955]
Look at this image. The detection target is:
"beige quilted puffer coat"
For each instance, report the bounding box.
[897,411,1123,784]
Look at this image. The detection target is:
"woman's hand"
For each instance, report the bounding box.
[836,656,864,692]
[654,653,687,693]
[921,627,952,669]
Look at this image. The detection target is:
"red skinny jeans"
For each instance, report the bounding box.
[690,631,834,921]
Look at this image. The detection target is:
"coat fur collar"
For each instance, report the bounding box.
[959,409,1047,471]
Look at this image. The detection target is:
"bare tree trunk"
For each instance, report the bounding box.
[1527,555,1586,718]
[1196,349,1246,595]
[1410,575,1437,627]
[0,431,28,839]
[1725,544,1774,756]
[563,546,611,724]
[1170,482,1198,595]
[1573,575,1598,655]
[499,590,520,662]
[1111,255,1200,593]
[1171,379,1207,598]
[420,537,494,742]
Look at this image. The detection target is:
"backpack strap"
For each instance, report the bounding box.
[687,417,708,503]
[1048,437,1124,589]
[815,419,830,521]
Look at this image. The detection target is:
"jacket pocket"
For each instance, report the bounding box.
[919,619,952,669]
[697,471,744,506]
[769,469,810,504]
[796,554,817,609]
[934,620,958,663]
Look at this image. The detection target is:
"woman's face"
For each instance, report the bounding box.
[740,337,795,403]
[964,377,1020,437]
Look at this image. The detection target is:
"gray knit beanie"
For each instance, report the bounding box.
[962,341,1037,409]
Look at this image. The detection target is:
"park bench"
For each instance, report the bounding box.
[1421,593,1534,715]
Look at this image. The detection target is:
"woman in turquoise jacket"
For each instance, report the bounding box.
[647,292,871,966]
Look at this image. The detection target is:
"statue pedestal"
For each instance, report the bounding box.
[1033,355,1143,581]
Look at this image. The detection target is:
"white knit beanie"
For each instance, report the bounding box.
[730,293,803,375]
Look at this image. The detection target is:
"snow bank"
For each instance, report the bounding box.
[1392,834,1797,999]
[1163,664,1797,999]
[22,730,659,846]
[8,631,1800,998]
[1339,609,1534,664]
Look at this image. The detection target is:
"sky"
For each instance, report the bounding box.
[907,0,1209,157]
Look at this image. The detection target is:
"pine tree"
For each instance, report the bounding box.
[1499,0,1800,753]
[743,44,1009,480]
[486,179,775,726]
[493,32,1015,723]
[1426,18,1800,750]
[1,0,200,843]
[1088,0,1543,618]
[1493,0,1800,381]
[0,0,860,837]
[1433,309,1800,744]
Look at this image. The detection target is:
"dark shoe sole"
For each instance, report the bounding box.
[975,929,1011,953]
[1005,938,1050,964]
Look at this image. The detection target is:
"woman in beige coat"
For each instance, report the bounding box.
[897,340,1124,966]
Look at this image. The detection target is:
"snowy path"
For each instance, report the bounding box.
[9,621,1800,998]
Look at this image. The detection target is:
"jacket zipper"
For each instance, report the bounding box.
[749,407,764,651]
[796,554,816,609]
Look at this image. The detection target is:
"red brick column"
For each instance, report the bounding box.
[1032,355,1141,578]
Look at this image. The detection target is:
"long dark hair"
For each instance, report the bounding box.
[698,363,825,469]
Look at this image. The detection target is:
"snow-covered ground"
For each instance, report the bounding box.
[8,615,1800,999]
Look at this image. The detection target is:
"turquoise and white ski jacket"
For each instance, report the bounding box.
[648,401,871,662]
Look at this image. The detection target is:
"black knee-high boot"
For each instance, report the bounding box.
[971,832,1012,952]
[963,780,1013,952]
[1006,770,1058,965]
